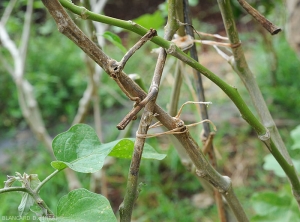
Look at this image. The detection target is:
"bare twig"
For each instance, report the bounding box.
[117,85,158,130]
[194,39,240,48]
[119,2,173,219]
[117,29,157,71]
[112,29,157,130]
[119,48,167,222]
[172,34,240,49]
[237,0,281,35]
[0,0,17,25]
[19,0,33,63]
[196,31,229,40]
[202,132,215,155]
[107,30,157,107]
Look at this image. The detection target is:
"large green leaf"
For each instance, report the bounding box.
[40,188,117,222]
[52,124,166,173]
[251,188,300,221]
[52,124,109,173]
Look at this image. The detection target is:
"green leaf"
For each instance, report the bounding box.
[52,124,166,173]
[51,161,68,170]
[291,125,300,150]
[133,11,165,30]
[108,138,166,160]
[251,189,300,221]
[40,189,117,222]
[251,192,290,215]
[30,205,44,218]
[52,124,110,173]
[18,193,35,216]
[102,31,127,53]
[263,154,300,178]
[129,74,147,91]
[263,154,286,177]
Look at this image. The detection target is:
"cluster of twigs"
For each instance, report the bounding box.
[40,0,300,221]
[1,0,298,221]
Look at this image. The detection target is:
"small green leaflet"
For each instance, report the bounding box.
[39,188,117,222]
[51,124,166,173]
[102,31,127,53]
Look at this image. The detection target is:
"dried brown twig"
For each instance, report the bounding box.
[237,0,281,35]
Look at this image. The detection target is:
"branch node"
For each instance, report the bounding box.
[166,42,177,54]
[79,6,89,20]
[128,20,137,26]
[258,129,270,141]
[107,59,120,78]
[195,169,207,177]
[118,28,157,70]
[117,84,159,130]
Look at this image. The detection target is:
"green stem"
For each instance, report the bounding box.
[1,170,61,216]
[43,1,250,220]
[59,0,267,136]
[0,187,28,194]
[217,0,300,205]
[172,47,266,135]
[35,169,61,192]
